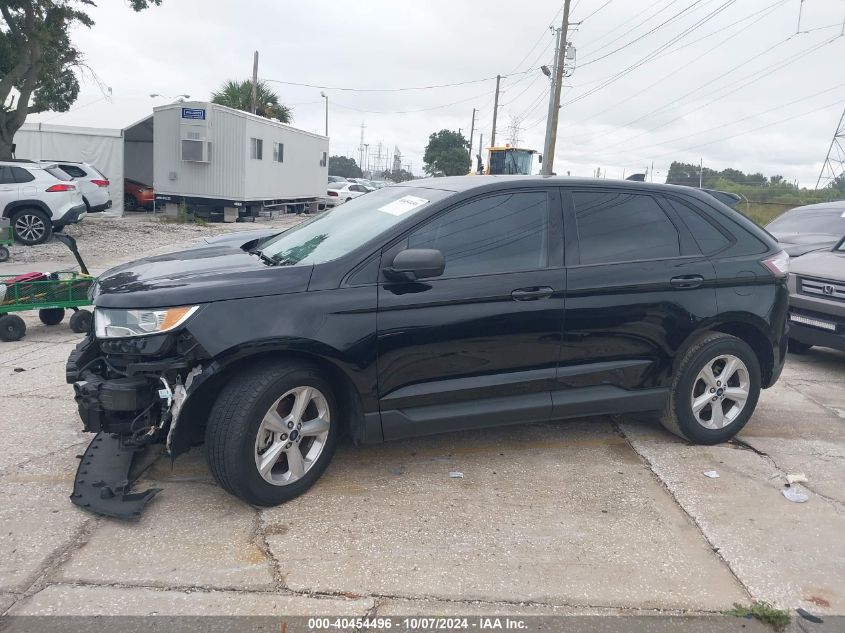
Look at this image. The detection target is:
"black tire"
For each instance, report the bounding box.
[0,246,8,263]
[660,333,761,444]
[69,309,93,334]
[11,208,53,245]
[0,314,26,342]
[205,359,339,506]
[345,197,352,202]
[38,308,65,325]
[788,338,813,354]
[124,194,138,212]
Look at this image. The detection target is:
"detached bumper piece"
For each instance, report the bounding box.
[70,432,162,520]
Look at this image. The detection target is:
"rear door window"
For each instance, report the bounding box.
[664,198,731,255]
[0,166,16,184]
[572,190,681,265]
[11,167,35,183]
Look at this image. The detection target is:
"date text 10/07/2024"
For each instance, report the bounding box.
[305,617,528,630]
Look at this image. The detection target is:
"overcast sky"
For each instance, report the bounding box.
[27,0,845,186]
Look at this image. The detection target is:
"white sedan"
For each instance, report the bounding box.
[326,182,370,205]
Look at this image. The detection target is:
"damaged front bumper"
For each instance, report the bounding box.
[66,332,210,518]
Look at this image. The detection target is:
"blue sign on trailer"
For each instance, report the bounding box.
[181,107,206,120]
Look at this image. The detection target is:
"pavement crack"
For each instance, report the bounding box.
[611,419,754,602]
[253,509,286,590]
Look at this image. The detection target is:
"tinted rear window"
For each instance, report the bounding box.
[573,191,681,265]
[44,166,72,181]
[59,164,88,178]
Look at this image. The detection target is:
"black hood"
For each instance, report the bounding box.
[93,244,313,308]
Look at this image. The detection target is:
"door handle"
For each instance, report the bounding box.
[511,286,554,301]
[670,275,704,289]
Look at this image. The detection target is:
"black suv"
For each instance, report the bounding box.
[66,177,789,516]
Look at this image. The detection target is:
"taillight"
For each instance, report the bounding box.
[761,250,789,278]
[91,179,109,188]
[46,184,76,192]
[327,191,338,196]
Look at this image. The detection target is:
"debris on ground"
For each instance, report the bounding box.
[796,608,824,624]
[786,472,808,485]
[449,471,464,478]
[782,486,810,503]
[703,470,720,478]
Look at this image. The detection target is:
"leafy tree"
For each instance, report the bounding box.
[328,155,362,179]
[0,0,162,159]
[423,129,469,176]
[210,79,291,123]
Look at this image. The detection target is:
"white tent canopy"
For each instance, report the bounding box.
[13,115,154,214]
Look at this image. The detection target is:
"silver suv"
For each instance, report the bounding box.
[0,160,86,245]
[40,160,112,213]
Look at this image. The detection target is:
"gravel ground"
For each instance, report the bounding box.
[6,212,308,269]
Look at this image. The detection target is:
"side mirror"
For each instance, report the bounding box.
[538,154,543,164]
[383,248,445,282]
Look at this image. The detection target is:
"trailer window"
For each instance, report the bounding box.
[273,142,284,163]
[250,138,263,160]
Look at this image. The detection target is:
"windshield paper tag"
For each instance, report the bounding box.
[377,195,428,216]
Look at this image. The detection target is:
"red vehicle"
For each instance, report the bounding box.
[123,178,155,211]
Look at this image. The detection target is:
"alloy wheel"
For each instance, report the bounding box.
[253,386,331,486]
[15,214,46,242]
[690,354,750,429]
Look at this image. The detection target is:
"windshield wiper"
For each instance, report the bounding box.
[248,249,278,266]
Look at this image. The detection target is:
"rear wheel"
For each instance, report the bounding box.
[12,208,52,245]
[788,338,813,354]
[123,194,138,212]
[205,360,339,506]
[0,246,8,262]
[38,308,65,325]
[69,309,93,333]
[660,333,761,444]
[0,314,26,342]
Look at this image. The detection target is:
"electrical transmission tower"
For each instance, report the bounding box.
[506,116,524,147]
[816,106,845,190]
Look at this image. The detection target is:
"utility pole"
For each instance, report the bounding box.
[490,75,501,148]
[478,133,484,174]
[542,27,562,175]
[544,0,572,176]
[358,122,366,170]
[251,51,259,115]
[699,157,704,188]
[468,108,476,168]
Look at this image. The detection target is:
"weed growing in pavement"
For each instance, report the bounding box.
[724,602,790,631]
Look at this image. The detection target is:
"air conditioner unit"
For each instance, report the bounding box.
[180,123,211,163]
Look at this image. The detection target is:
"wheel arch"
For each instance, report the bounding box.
[677,316,775,387]
[3,200,53,219]
[172,347,368,458]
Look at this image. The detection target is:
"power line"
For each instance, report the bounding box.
[329,89,493,114]
[595,33,841,151]
[562,0,738,108]
[262,69,535,92]
[575,0,616,23]
[559,0,789,133]
[577,0,711,67]
[577,0,683,58]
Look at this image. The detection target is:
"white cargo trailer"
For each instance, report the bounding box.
[153,101,329,221]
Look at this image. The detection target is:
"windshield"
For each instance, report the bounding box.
[258,186,450,266]
[489,149,534,175]
[767,208,845,235]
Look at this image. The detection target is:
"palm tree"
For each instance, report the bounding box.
[210,80,292,123]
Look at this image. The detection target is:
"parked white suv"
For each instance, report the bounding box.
[40,160,112,213]
[0,160,86,245]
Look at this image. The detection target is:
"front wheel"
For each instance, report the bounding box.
[69,309,93,333]
[205,360,338,506]
[660,333,761,444]
[12,208,52,245]
[38,308,65,325]
[0,246,8,262]
[0,314,26,342]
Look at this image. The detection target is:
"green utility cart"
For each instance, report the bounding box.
[0,234,94,342]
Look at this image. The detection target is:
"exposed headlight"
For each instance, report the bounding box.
[95,306,199,339]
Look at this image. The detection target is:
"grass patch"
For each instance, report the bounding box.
[735,201,794,227]
[154,201,208,226]
[724,602,790,631]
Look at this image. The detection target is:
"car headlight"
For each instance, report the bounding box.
[94,306,199,339]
